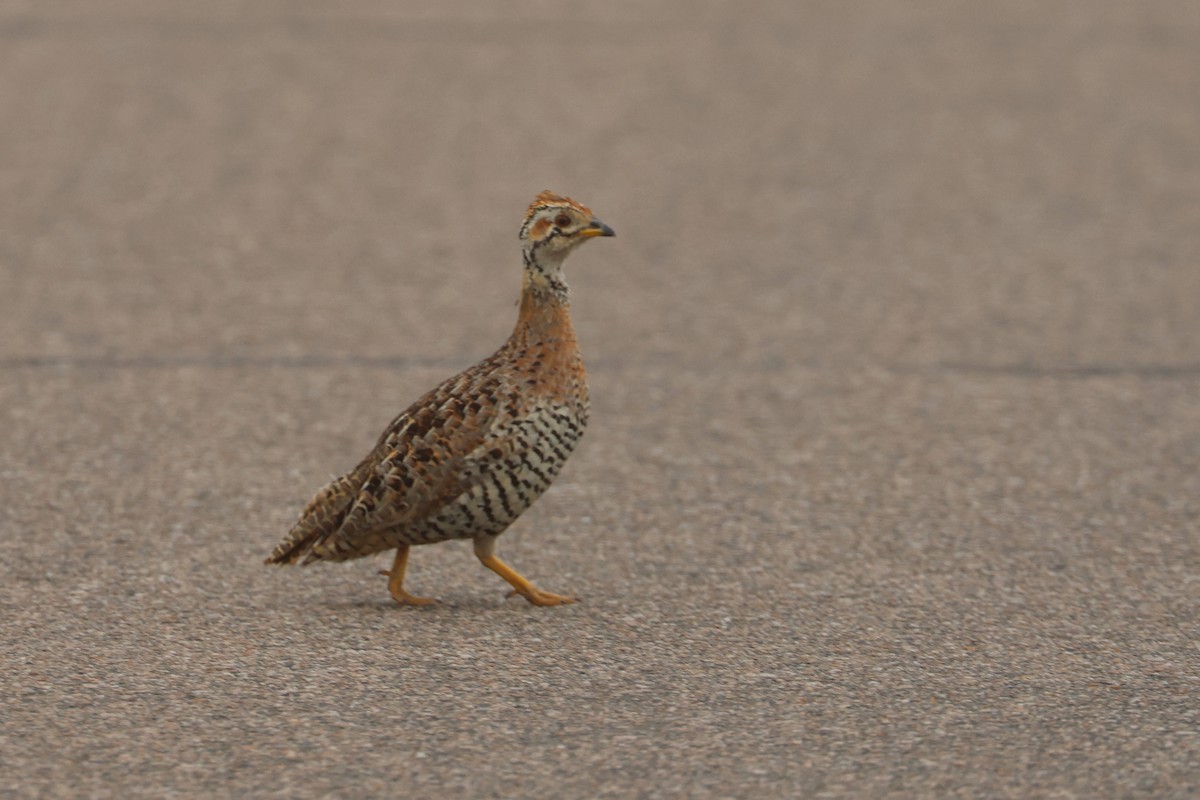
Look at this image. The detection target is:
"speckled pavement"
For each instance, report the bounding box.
[1,2,1198,797]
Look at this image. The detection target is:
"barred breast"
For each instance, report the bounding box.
[401,397,589,545]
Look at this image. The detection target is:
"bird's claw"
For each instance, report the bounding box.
[380,570,438,605]
[505,588,580,606]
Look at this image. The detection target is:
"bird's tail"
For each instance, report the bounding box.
[265,474,361,566]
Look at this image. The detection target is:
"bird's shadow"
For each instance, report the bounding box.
[328,595,585,614]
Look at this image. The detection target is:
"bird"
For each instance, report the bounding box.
[265,190,614,606]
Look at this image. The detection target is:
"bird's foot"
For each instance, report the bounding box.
[378,569,439,606]
[505,588,579,607]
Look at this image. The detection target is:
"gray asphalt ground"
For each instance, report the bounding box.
[2,2,1198,797]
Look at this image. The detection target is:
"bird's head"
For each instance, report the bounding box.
[519,190,615,264]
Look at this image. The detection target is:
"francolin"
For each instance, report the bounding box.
[266,191,613,606]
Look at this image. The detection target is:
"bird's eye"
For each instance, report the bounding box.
[554,214,571,228]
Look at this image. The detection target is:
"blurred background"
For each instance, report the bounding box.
[4,0,1196,371]
[1,1,1197,797]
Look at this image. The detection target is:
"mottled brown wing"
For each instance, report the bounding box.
[302,370,509,562]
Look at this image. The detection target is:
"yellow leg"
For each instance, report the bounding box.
[377,544,438,606]
[474,536,578,607]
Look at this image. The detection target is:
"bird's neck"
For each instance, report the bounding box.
[515,247,575,343]
[521,246,570,305]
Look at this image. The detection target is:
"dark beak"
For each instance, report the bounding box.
[579,219,616,238]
